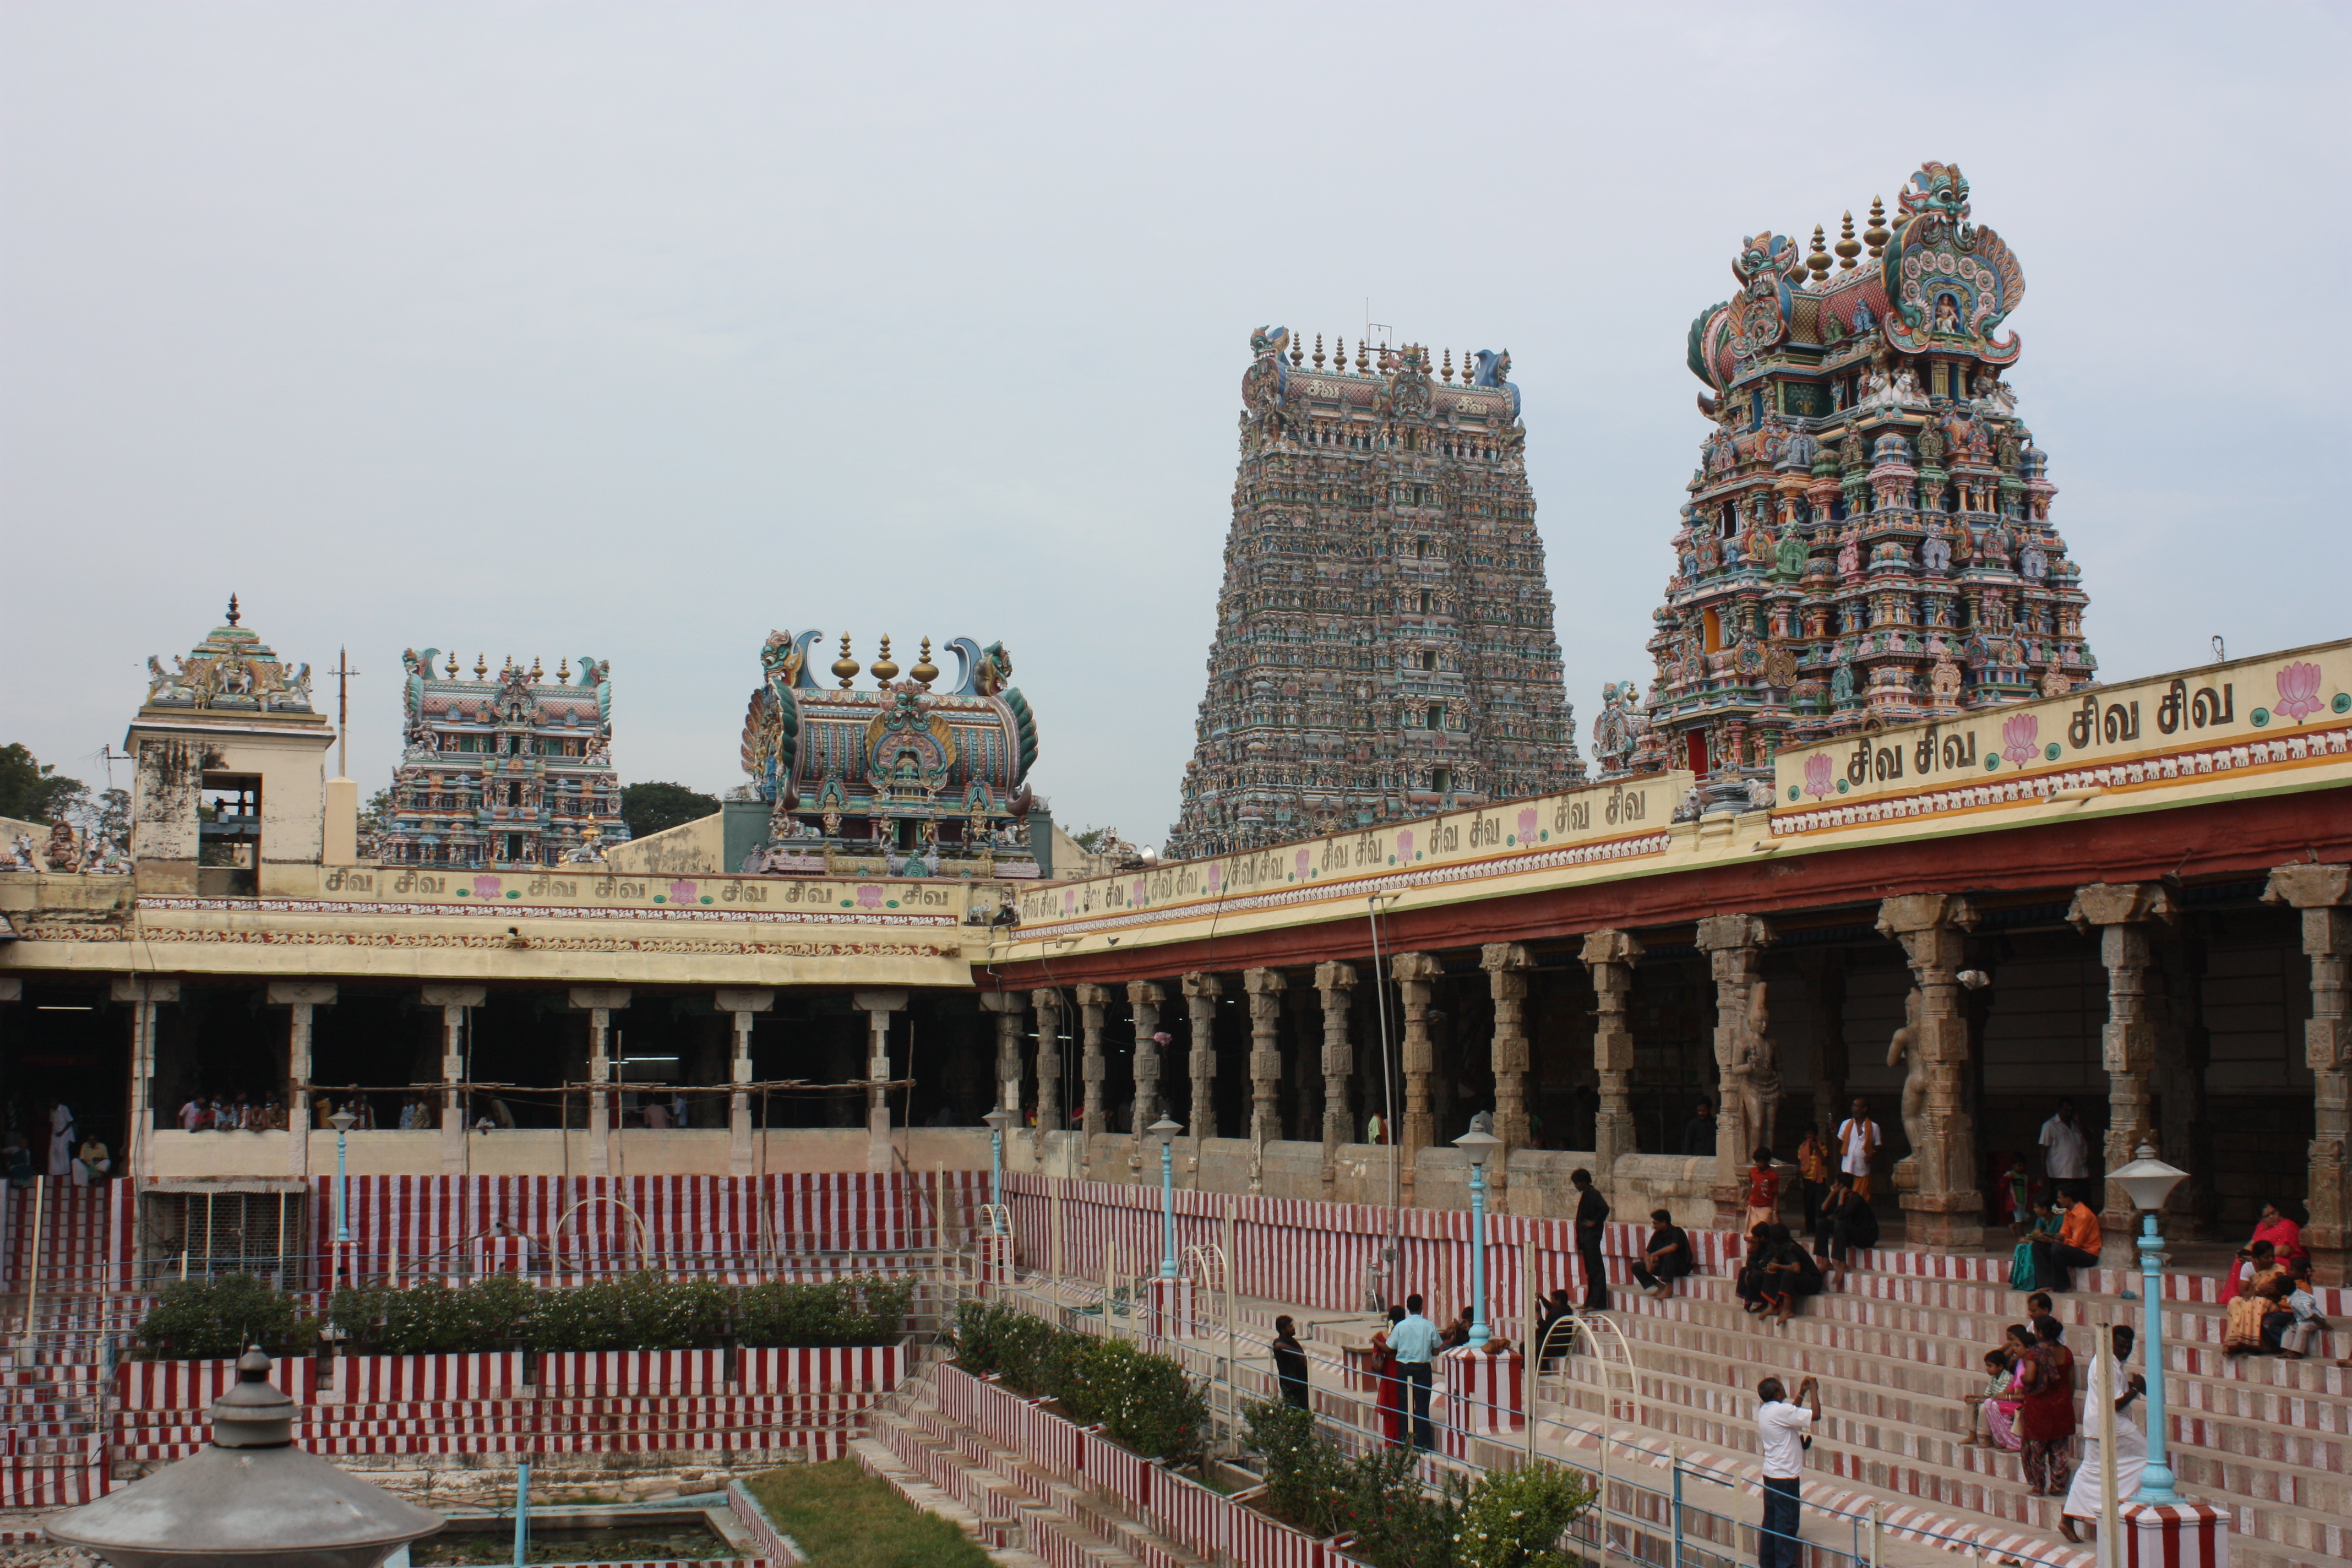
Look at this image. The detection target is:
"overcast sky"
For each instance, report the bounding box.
[3,3,2344,847]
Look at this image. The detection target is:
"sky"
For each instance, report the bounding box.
[2,3,2345,848]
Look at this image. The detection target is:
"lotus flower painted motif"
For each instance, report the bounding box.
[1517,808,1539,840]
[668,880,698,905]
[1132,879,1147,905]
[1207,864,1223,893]
[858,884,885,910]
[2275,661,2323,724]
[1396,830,1417,858]
[2001,713,2040,764]
[1061,888,1076,913]
[1803,753,1834,801]
[473,875,502,899]
[1295,850,1311,876]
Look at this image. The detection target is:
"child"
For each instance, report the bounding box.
[2265,1262,2328,1359]
[1964,1347,2021,1448]
[1743,1147,1781,1234]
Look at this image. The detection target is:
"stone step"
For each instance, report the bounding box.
[850,1435,1052,1568]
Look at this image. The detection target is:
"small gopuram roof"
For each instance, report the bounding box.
[139,594,326,731]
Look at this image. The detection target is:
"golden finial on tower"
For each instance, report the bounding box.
[1355,339,1370,374]
[558,656,570,683]
[225,593,241,627]
[831,634,859,689]
[529,655,543,682]
[1441,347,1454,382]
[1835,210,1861,269]
[912,637,939,688]
[474,653,488,680]
[1312,333,1325,369]
[1288,334,1303,367]
[871,634,900,685]
[1807,225,1831,281]
[445,651,459,679]
[1864,195,1890,258]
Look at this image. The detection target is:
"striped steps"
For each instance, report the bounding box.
[849,1436,1054,1568]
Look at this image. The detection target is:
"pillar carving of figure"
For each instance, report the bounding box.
[1076,983,1111,1139]
[1314,962,1357,1195]
[1696,914,1777,1210]
[1392,952,1444,1204]
[1029,988,1064,1136]
[112,974,180,1182]
[2264,863,2352,1284]
[1481,943,1534,1210]
[1243,968,1287,1193]
[1182,972,1221,1151]
[428,984,488,1175]
[1875,895,1983,1249]
[1580,931,1642,1189]
[268,981,336,1179]
[979,990,1026,1120]
[2066,881,2180,1265]
[715,988,774,1178]
[1126,981,1166,1170]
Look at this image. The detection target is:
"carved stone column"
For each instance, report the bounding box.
[1030,988,1064,1136]
[1126,981,1166,1170]
[111,974,179,1183]
[2157,927,2217,1235]
[2264,863,2351,1283]
[1481,943,1534,1210]
[424,984,487,1174]
[1580,931,1643,1193]
[567,987,628,1177]
[979,990,1025,1118]
[1315,962,1358,1195]
[1076,983,1111,1141]
[1182,972,1221,1147]
[1875,895,1983,1250]
[1696,914,1776,1217]
[715,989,774,1177]
[853,989,907,1173]
[1392,952,1444,1204]
[268,981,336,1179]
[2066,882,2180,1265]
[1244,968,1287,1193]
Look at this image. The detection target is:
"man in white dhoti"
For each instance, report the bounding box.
[46,1102,74,1180]
[2060,1324,2148,1543]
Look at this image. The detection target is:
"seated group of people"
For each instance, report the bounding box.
[178,1092,292,1131]
[2223,1231,2327,1359]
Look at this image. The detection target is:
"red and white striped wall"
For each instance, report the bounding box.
[2122,1501,2230,1568]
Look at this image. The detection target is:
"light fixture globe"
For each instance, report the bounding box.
[1147,1115,1183,1150]
[981,1107,1014,1133]
[1453,1126,1503,1169]
[46,1349,443,1568]
[327,1109,357,1134]
[2109,1143,2188,1214]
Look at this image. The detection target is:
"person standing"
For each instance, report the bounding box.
[47,1101,74,1179]
[1754,1374,1820,1568]
[1794,1129,1831,1235]
[1271,1315,1310,1410]
[2014,1315,2077,1496]
[1743,1147,1781,1233]
[2031,1185,2103,1293]
[1835,1099,1880,1202]
[2038,1099,2090,1189]
[1570,1168,1611,1310]
[2059,1325,2146,1544]
[1389,1294,1439,1451]
[1680,1100,1715,1157]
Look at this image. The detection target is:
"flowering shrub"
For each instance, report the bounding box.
[309,1272,911,1356]
[956,1302,1207,1460]
[1452,1463,1596,1568]
[135,1273,318,1359]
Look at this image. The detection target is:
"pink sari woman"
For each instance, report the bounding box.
[2226,1203,2305,1295]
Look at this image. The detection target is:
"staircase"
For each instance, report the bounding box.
[0,1184,119,1507]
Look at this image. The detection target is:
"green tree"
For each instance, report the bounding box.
[1072,826,1109,853]
[620,781,720,840]
[0,743,85,824]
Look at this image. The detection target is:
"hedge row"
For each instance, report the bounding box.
[134,1271,913,1360]
[952,1300,1207,1461]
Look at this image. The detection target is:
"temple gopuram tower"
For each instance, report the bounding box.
[1166,329,1583,858]
[1594,162,2094,804]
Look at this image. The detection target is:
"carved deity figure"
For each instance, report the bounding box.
[1915,418,1946,469]
[1929,655,1963,708]
[1734,983,1781,1166]
[1774,524,1808,580]
[1886,987,1928,1161]
[1830,662,1856,706]
[43,821,81,874]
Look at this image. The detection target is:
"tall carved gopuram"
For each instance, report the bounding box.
[1166,329,1583,858]
[1598,163,2095,804]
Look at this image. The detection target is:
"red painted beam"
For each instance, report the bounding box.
[976,787,2351,987]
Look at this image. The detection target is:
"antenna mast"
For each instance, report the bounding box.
[332,647,363,778]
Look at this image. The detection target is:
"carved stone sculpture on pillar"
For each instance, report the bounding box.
[1243,968,1287,1194]
[2066,881,2180,1266]
[1030,988,1064,1138]
[1875,894,1984,1250]
[2263,863,2351,1284]
[979,990,1026,1120]
[715,989,774,1178]
[1126,981,1166,1173]
[267,981,336,1179]
[1696,914,1776,1219]
[1314,962,1358,1195]
[1182,972,1221,1162]
[1391,952,1444,1204]
[1480,943,1534,1211]
[567,987,628,1178]
[1580,931,1643,1193]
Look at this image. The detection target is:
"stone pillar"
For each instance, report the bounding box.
[2264,863,2351,1284]
[1076,983,1110,1137]
[1696,914,1776,1214]
[1481,943,1534,1210]
[111,974,179,1182]
[423,985,486,1175]
[1579,931,1643,1190]
[979,990,1025,1116]
[1806,952,1848,1141]
[1392,952,1443,1204]
[854,990,908,1173]
[1314,962,1358,1195]
[2157,928,2217,1235]
[1028,988,1064,1138]
[715,989,774,1177]
[568,987,629,1178]
[1875,895,1984,1249]
[2066,882,2180,1265]
[268,981,336,1179]
[1243,968,1286,1193]
[1127,981,1166,1170]
[1182,972,1221,1146]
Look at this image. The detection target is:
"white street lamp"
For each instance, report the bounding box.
[2109,1143,2188,1505]
[328,1109,358,1281]
[1454,1124,1503,1351]
[982,1106,1014,1207]
[1148,1117,1183,1280]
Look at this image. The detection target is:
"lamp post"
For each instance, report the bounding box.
[328,1109,357,1285]
[1454,1124,1502,1351]
[2109,1143,2188,1505]
[1149,1117,1183,1280]
[982,1107,1013,1207]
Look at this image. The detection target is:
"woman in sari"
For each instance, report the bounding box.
[1980,1325,2033,1451]
[2226,1202,2305,1295]
[2224,1271,2283,1355]
[1367,1305,1406,1445]
[2011,1201,2061,1290]
[2014,1316,2076,1495]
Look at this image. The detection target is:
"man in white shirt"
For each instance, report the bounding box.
[1389,1293,1440,1451]
[1835,1099,1880,1201]
[2039,1099,2089,1184]
[178,1097,208,1132]
[2060,1325,2146,1543]
[1755,1375,1821,1568]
